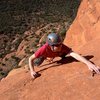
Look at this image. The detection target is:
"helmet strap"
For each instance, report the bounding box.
[51,46,54,51]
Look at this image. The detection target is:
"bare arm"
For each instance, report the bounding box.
[69,52,100,74]
[29,54,39,79]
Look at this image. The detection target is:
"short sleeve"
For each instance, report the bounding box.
[34,45,47,58]
[62,44,73,54]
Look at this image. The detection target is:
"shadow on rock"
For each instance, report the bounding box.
[57,55,94,64]
[38,55,94,73]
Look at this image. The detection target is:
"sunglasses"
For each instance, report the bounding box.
[51,43,62,47]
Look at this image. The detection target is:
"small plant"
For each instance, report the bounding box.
[0,72,5,76]
[24,38,29,41]
[35,38,40,43]
[31,42,37,48]
[4,40,8,43]
[11,55,21,63]
[5,58,8,61]
[59,27,66,40]
[0,54,3,58]
[51,28,56,33]
[25,48,31,54]
[1,63,6,66]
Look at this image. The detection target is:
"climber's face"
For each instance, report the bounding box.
[50,43,62,52]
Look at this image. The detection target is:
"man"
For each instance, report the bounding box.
[29,33,100,79]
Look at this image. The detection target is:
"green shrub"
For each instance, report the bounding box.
[5,58,8,61]
[35,38,40,43]
[11,55,21,63]
[25,48,30,54]
[59,27,66,40]
[0,54,3,58]
[1,63,6,66]
[0,72,5,76]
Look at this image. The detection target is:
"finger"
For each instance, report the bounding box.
[88,67,93,71]
[31,73,35,79]
[89,66,99,74]
[31,75,35,79]
[94,67,100,74]
[97,66,100,68]
[97,66,100,71]
[90,65,100,74]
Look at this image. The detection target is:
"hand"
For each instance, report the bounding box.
[87,64,100,74]
[46,57,54,62]
[31,71,41,79]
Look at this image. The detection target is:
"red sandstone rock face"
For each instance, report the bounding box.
[64,0,100,50]
[0,0,100,100]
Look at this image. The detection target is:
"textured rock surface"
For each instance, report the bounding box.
[0,0,100,100]
[64,0,100,50]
